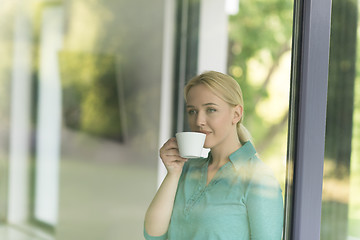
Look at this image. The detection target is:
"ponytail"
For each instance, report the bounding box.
[237,123,252,145]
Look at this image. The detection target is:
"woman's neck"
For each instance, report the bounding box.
[210,140,242,169]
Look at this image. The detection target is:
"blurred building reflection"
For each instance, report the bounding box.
[1,0,165,239]
[0,0,294,239]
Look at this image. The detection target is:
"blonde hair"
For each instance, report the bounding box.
[184,71,252,144]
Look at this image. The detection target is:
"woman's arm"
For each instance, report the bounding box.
[144,172,181,236]
[144,138,187,237]
[246,165,284,239]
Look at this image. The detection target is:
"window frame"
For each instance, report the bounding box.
[286,0,332,239]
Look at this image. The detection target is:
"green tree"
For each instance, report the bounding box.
[321,0,358,238]
[228,0,293,155]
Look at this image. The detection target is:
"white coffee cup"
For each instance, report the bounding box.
[175,132,206,158]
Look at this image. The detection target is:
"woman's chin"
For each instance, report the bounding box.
[203,141,213,149]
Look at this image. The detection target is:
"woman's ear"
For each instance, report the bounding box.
[233,105,243,124]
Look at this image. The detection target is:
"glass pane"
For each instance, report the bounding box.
[0,0,165,239]
[1,0,295,239]
[321,0,360,239]
[226,0,294,230]
[227,0,294,193]
[176,0,294,238]
[192,0,294,194]
[55,1,163,239]
[230,0,294,237]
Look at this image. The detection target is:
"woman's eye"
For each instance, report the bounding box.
[207,108,216,113]
[187,109,197,115]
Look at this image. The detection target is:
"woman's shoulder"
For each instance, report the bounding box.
[246,156,282,193]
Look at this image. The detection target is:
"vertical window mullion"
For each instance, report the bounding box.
[289,0,332,239]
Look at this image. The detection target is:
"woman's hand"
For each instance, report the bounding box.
[160,137,188,174]
[145,137,187,237]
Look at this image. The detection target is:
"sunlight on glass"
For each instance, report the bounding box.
[348,71,360,237]
[228,0,293,192]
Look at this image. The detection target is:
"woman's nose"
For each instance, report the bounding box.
[196,111,206,126]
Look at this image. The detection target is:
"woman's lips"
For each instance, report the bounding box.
[198,130,211,135]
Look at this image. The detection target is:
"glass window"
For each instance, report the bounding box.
[178,0,294,193]
[227,0,294,195]
[1,0,167,239]
[176,0,294,238]
[0,0,295,239]
[199,0,294,210]
[321,0,360,239]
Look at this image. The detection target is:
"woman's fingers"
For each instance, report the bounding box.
[160,138,179,155]
[160,138,188,170]
[161,138,178,150]
[163,155,188,163]
[161,150,187,162]
[161,148,180,157]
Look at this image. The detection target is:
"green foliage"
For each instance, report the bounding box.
[228,0,293,151]
[59,51,125,141]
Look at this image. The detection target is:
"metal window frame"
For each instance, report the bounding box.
[287,0,333,239]
[173,0,200,134]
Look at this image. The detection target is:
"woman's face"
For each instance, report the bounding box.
[186,84,242,149]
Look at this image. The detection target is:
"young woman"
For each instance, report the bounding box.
[144,71,284,239]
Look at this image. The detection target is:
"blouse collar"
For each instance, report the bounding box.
[228,141,257,170]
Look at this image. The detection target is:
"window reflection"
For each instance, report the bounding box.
[1,0,164,239]
[0,0,294,239]
[321,0,360,238]
[59,52,126,142]
[227,0,293,205]
[34,4,63,226]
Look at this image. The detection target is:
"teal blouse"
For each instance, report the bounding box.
[144,141,284,240]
